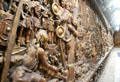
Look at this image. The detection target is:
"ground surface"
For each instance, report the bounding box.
[97,48,120,82]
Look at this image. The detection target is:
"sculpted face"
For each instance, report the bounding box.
[61,0,66,8]
[44,0,48,5]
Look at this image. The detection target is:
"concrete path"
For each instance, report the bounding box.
[97,48,120,82]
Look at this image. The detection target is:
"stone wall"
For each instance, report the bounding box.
[0,0,114,81]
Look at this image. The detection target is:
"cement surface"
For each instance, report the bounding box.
[98,48,120,82]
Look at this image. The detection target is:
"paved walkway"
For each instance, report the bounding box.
[97,48,120,82]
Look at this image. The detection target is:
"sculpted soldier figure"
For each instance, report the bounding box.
[11,44,61,81]
[11,66,46,82]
